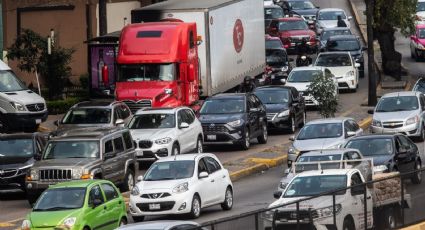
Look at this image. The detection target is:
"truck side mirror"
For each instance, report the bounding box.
[188,64,196,82]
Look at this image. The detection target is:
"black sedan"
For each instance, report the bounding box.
[253,86,306,133]
[344,134,422,184]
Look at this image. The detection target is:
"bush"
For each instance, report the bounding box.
[46,97,82,115]
[79,73,89,89]
[307,73,339,118]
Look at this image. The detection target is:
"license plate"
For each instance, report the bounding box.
[207,135,217,140]
[35,119,41,124]
[149,203,160,210]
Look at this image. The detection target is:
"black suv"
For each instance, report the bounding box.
[322,35,367,78]
[198,93,268,150]
[253,86,306,133]
[0,133,46,193]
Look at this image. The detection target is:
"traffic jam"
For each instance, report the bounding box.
[1,0,425,229]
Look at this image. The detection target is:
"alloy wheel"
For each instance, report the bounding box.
[197,138,203,153]
[192,197,201,217]
[127,173,135,191]
[291,117,296,133]
[225,189,233,208]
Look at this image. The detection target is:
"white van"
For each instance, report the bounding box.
[0,60,47,132]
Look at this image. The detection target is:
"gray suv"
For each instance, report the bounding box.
[25,127,138,205]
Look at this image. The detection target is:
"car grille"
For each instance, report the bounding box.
[123,100,152,113]
[290,36,310,43]
[26,103,45,112]
[40,169,72,181]
[0,169,18,178]
[138,140,153,149]
[338,82,349,88]
[383,121,404,129]
[202,124,228,133]
[267,113,277,121]
[141,193,171,199]
[136,201,175,212]
[275,210,318,220]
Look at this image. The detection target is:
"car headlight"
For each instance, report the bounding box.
[406,115,419,126]
[10,102,27,111]
[372,119,382,127]
[21,220,31,230]
[281,66,289,72]
[316,204,342,218]
[374,165,388,173]
[72,169,83,179]
[279,182,288,189]
[346,70,355,77]
[288,146,300,155]
[62,217,76,228]
[155,137,172,145]
[172,182,189,194]
[227,119,244,127]
[277,110,290,118]
[131,186,140,196]
[29,169,39,180]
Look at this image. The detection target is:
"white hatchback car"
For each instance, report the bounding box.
[128,107,203,162]
[314,52,360,92]
[129,153,233,221]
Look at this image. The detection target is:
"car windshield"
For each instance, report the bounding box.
[0,70,28,92]
[418,28,425,39]
[62,108,111,124]
[327,40,360,51]
[34,187,86,211]
[279,20,308,31]
[417,1,425,12]
[264,7,284,19]
[118,63,176,82]
[288,70,322,82]
[318,11,346,20]
[316,54,352,67]
[345,138,393,156]
[0,139,34,157]
[128,114,175,129]
[266,49,288,65]
[43,141,100,159]
[144,160,195,181]
[297,123,342,139]
[321,29,352,41]
[283,175,347,197]
[375,96,419,112]
[413,80,425,93]
[266,39,283,49]
[254,90,290,105]
[200,99,245,114]
[288,0,315,10]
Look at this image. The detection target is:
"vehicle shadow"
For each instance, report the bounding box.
[0,189,26,201]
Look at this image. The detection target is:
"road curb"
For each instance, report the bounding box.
[248,155,288,168]
[229,163,269,182]
[401,222,425,230]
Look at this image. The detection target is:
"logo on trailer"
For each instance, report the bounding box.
[233,19,244,53]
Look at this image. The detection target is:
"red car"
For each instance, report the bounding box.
[267,17,317,53]
[410,23,425,61]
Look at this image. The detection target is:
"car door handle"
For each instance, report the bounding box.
[210,179,215,182]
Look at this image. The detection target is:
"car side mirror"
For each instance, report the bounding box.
[347,131,356,137]
[137,175,144,182]
[179,122,190,129]
[273,191,283,199]
[54,120,61,126]
[115,119,124,125]
[348,16,353,20]
[199,171,209,178]
[289,135,295,141]
[92,198,103,208]
[367,109,374,114]
[351,185,365,196]
[354,63,361,68]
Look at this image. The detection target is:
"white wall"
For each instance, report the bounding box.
[96,1,141,36]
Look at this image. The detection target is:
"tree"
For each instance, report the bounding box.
[371,0,417,80]
[307,73,338,118]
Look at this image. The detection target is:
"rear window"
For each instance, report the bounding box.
[137,31,162,38]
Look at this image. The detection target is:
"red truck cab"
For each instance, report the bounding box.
[115,22,200,113]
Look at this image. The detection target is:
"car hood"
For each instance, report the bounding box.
[373,110,418,122]
[0,90,45,106]
[317,20,338,28]
[34,158,101,168]
[280,30,314,38]
[293,138,343,151]
[269,195,345,209]
[29,209,81,228]
[366,154,393,166]
[199,113,245,124]
[264,104,289,113]
[0,156,34,169]
[285,82,310,92]
[137,179,189,191]
[293,9,319,16]
[322,66,352,77]
[130,128,175,141]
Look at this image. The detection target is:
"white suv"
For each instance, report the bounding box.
[127,107,203,162]
[129,153,233,221]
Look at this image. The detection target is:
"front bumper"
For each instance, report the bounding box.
[267,114,291,129]
[336,75,356,89]
[129,191,194,216]
[4,111,48,128]
[135,143,172,161]
[262,214,336,230]
[370,122,421,137]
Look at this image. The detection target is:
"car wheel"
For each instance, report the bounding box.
[171,143,180,156]
[343,217,355,230]
[288,116,296,134]
[221,187,233,210]
[119,217,127,227]
[382,208,397,229]
[132,215,145,222]
[121,169,135,192]
[240,128,250,150]
[257,122,268,144]
[298,112,306,128]
[195,136,203,153]
[412,162,422,184]
[188,195,201,219]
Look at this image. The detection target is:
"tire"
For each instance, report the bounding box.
[412,162,422,184]
[257,122,268,144]
[382,208,397,229]
[418,125,425,142]
[221,187,233,210]
[132,215,145,222]
[288,116,296,134]
[121,169,135,192]
[343,217,355,230]
[119,217,127,227]
[188,195,201,219]
[171,143,180,156]
[195,136,203,153]
[240,128,250,150]
[298,112,306,128]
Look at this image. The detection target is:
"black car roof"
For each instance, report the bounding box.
[208,93,246,99]
[327,35,358,41]
[74,100,116,107]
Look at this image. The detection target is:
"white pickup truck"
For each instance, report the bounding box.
[262,168,410,230]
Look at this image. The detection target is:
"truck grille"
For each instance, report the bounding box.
[383,121,404,128]
[202,124,228,133]
[123,100,152,113]
[138,140,153,149]
[40,169,72,181]
[0,169,18,178]
[26,103,45,112]
[267,113,277,121]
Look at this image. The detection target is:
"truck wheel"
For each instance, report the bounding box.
[257,122,268,144]
[382,208,397,229]
[412,162,422,184]
[121,169,135,192]
[343,217,355,230]
[240,129,250,150]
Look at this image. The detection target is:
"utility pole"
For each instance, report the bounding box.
[99,0,107,36]
[367,0,377,106]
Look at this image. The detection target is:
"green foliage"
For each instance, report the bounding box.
[372,0,417,35]
[307,73,338,118]
[46,97,81,115]
[79,73,89,88]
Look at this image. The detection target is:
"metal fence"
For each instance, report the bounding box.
[195,167,425,230]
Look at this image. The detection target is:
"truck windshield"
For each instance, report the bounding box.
[128,114,175,129]
[43,141,99,159]
[34,187,86,211]
[118,63,176,82]
[0,138,34,157]
[0,70,28,92]
[284,175,347,197]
